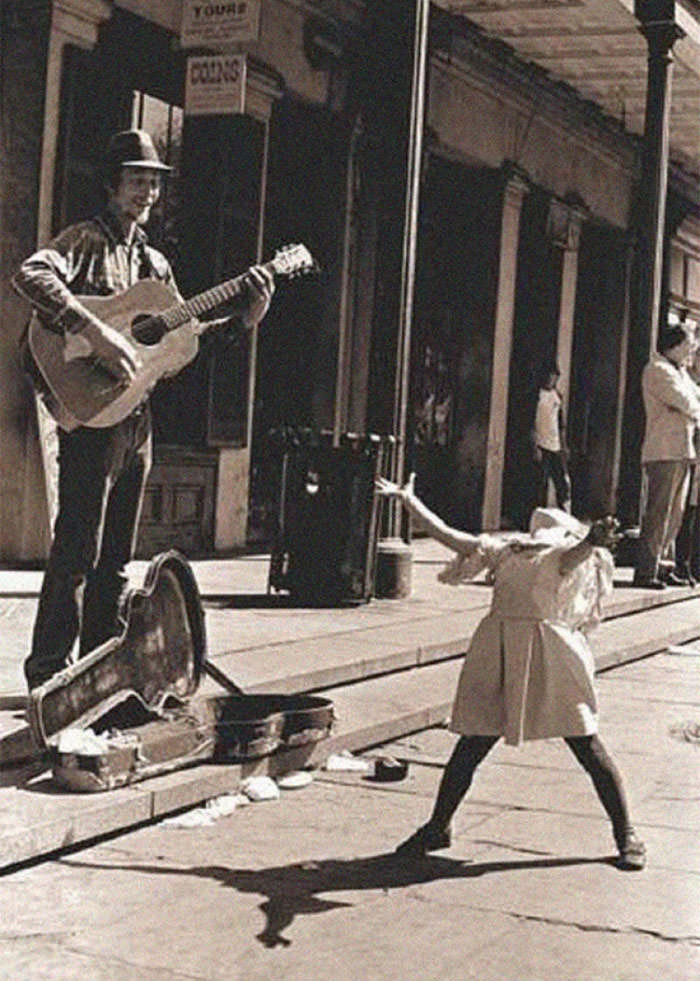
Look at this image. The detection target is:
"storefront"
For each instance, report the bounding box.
[1,0,698,562]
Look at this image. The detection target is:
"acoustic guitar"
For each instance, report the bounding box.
[28,243,316,430]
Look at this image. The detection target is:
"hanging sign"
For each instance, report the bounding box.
[181,1,261,48]
[185,54,247,116]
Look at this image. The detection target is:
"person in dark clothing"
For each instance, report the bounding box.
[13,129,275,690]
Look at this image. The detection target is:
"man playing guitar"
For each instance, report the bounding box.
[13,129,275,690]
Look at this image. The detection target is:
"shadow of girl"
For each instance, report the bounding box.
[62,851,605,949]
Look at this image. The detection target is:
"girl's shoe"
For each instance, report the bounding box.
[394,823,451,858]
[616,829,647,870]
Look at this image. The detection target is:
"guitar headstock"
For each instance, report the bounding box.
[270,243,319,280]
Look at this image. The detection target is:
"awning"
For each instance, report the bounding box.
[434,0,700,177]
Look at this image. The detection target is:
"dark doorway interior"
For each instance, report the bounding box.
[410,157,500,530]
[248,98,347,540]
[502,189,562,530]
[568,223,627,519]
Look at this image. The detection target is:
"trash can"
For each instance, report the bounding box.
[267,428,392,605]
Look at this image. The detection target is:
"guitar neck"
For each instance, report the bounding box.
[159,259,276,333]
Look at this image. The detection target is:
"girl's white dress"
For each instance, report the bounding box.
[441,533,614,745]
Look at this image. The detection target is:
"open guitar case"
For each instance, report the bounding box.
[28,551,334,792]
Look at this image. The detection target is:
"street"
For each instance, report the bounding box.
[1,649,698,980]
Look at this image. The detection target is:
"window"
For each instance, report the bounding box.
[131,91,184,260]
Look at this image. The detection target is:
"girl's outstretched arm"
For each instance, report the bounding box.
[375,475,481,555]
[558,516,620,576]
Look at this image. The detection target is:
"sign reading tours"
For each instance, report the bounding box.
[181,1,261,48]
[185,55,247,116]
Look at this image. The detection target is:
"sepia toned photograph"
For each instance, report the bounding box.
[0,1,698,977]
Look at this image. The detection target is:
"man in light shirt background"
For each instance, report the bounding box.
[634,320,700,589]
[531,361,572,514]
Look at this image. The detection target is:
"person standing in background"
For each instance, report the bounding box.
[674,322,700,585]
[633,322,700,589]
[532,362,572,514]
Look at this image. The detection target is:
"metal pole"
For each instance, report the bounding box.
[389,0,430,537]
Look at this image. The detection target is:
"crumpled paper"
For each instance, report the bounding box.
[323,750,370,772]
[160,793,248,829]
[240,775,280,801]
[55,728,112,756]
[277,770,314,790]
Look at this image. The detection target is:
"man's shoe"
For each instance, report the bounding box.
[665,570,692,587]
[394,823,452,858]
[631,575,666,590]
[616,829,647,871]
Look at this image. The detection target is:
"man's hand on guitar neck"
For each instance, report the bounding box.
[77,316,142,384]
[239,265,275,329]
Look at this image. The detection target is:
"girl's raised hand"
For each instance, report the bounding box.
[375,476,401,497]
[375,472,416,501]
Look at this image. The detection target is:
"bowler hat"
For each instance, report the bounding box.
[105,130,172,172]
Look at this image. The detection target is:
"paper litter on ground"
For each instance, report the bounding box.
[159,792,248,829]
[240,775,280,801]
[323,750,371,772]
[277,770,314,790]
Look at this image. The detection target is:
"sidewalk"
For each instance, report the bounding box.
[2,539,700,871]
[1,538,697,698]
[0,648,698,980]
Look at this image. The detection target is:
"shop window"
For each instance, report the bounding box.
[131,91,184,263]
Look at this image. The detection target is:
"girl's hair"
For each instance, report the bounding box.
[536,361,560,388]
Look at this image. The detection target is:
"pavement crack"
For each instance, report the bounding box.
[487,909,700,946]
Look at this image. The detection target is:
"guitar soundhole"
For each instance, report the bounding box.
[132,314,167,346]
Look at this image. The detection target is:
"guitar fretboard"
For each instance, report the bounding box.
[154,262,275,333]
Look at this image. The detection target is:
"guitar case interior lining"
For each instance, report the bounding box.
[29,551,333,792]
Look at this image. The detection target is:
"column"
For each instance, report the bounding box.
[35,0,112,540]
[39,0,112,243]
[634,0,685,353]
[481,166,529,531]
[549,200,585,408]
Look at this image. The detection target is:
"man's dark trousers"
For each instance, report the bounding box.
[25,407,151,688]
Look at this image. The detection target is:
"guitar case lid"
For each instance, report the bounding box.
[28,550,206,748]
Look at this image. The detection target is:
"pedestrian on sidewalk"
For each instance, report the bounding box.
[633,321,700,589]
[674,324,700,585]
[531,361,571,513]
[375,475,646,870]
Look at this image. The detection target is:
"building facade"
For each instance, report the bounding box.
[1,0,699,562]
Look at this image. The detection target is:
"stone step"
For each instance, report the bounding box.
[2,594,700,870]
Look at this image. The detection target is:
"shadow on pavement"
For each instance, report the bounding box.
[61,851,613,948]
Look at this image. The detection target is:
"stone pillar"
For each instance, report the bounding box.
[208,63,283,550]
[33,0,112,543]
[481,166,529,531]
[634,0,685,353]
[547,199,585,408]
[39,0,112,243]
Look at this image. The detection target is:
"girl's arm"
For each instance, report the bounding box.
[558,516,620,576]
[376,476,481,555]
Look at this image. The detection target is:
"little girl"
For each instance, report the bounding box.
[376,475,646,870]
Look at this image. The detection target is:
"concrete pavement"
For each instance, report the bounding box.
[2,540,700,871]
[0,648,698,980]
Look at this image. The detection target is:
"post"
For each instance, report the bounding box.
[481,166,529,531]
[375,0,430,598]
[634,0,685,355]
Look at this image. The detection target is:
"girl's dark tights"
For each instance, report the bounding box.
[428,733,632,847]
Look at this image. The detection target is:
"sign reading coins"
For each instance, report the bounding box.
[185,55,247,116]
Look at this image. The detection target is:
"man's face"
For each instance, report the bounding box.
[111,166,162,224]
